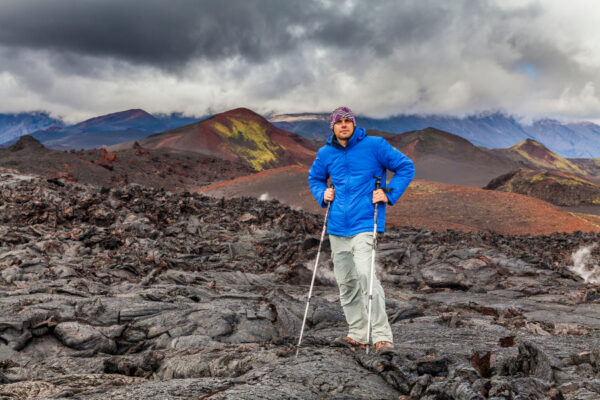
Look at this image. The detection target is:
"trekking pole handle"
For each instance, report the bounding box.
[373,176,381,190]
[373,176,392,202]
[324,182,334,204]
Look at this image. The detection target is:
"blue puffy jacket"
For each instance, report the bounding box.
[308,127,415,237]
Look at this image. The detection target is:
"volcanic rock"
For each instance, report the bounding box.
[1,173,600,398]
[0,139,253,192]
[484,168,600,207]
[8,135,47,152]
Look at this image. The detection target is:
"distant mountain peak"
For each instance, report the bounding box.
[502,138,586,175]
[420,126,445,134]
[509,139,561,163]
[0,112,66,145]
[130,107,316,172]
[533,119,562,126]
[219,107,268,121]
[62,108,167,136]
[8,135,46,152]
[418,126,470,140]
[395,126,476,149]
[120,109,152,120]
[511,138,545,149]
[73,109,155,127]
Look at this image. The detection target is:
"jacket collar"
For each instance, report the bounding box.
[327,127,367,149]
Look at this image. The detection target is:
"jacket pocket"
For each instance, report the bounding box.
[346,194,372,233]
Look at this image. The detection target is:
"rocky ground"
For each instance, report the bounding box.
[0,136,253,192]
[484,168,600,207]
[1,173,600,399]
[200,166,600,235]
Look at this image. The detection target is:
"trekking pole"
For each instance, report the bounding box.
[366,176,382,354]
[296,184,333,357]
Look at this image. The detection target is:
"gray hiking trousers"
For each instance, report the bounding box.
[329,232,393,344]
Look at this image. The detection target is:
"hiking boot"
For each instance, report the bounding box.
[374,341,394,354]
[333,336,366,351]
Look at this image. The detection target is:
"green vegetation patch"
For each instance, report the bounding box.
[526,172,588,187]
[528,173,546,184]
[213,118,281,170]
[510,141,586,176]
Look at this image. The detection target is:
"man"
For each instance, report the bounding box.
[308,106,414,354]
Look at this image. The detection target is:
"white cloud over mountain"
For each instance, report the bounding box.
[0,0,599,122]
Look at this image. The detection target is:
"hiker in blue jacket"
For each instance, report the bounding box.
[308,106,414,354]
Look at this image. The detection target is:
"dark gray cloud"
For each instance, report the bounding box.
[0,0,598,121]
[0,0,486,68]
[0,0,320,68]
[309,0,454,56]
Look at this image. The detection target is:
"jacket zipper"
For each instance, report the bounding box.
[344,147,349,237]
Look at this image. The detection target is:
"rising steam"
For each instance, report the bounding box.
[570,245,600,284]
[259,193,269,201]
[306,261,336,286]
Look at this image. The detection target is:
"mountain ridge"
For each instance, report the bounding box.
[4,109,600,157]
[492,139,586,176]
[0,109,205,150]
[271,111,600,158]
[0,111,65,144]
[110,107,318,171]
[484,168,600,207]
[0,135,252,191]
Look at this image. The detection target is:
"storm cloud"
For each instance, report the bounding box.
[0,0,599,122]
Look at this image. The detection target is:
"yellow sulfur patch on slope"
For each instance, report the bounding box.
[212,118,281,171]
[510,140,586,175]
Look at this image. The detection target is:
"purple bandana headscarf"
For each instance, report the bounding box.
[329,106,356,131]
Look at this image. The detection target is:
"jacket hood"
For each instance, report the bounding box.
[327,127,367,148]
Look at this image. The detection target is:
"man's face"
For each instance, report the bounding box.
[333,117,355,141]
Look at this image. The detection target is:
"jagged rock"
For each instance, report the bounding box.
[54,322,119,354]
[104,351,164,378]
[498,341,563,382]
[471,351,492,378]
[423,377,484,399]
[0,175,599,398]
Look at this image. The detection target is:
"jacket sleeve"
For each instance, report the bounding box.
[376,138,415,206]
[308,150,329,208]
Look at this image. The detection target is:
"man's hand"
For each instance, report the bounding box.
[324,188,335,203]
[372,189,389,204]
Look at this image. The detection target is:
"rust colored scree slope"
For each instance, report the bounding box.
[198,167,600,235]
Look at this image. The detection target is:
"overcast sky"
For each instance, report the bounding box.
[1,0,599,123]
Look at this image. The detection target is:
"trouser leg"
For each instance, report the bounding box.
[329,234,368,343]
[352,232,393,344]
[329,233,393,344]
